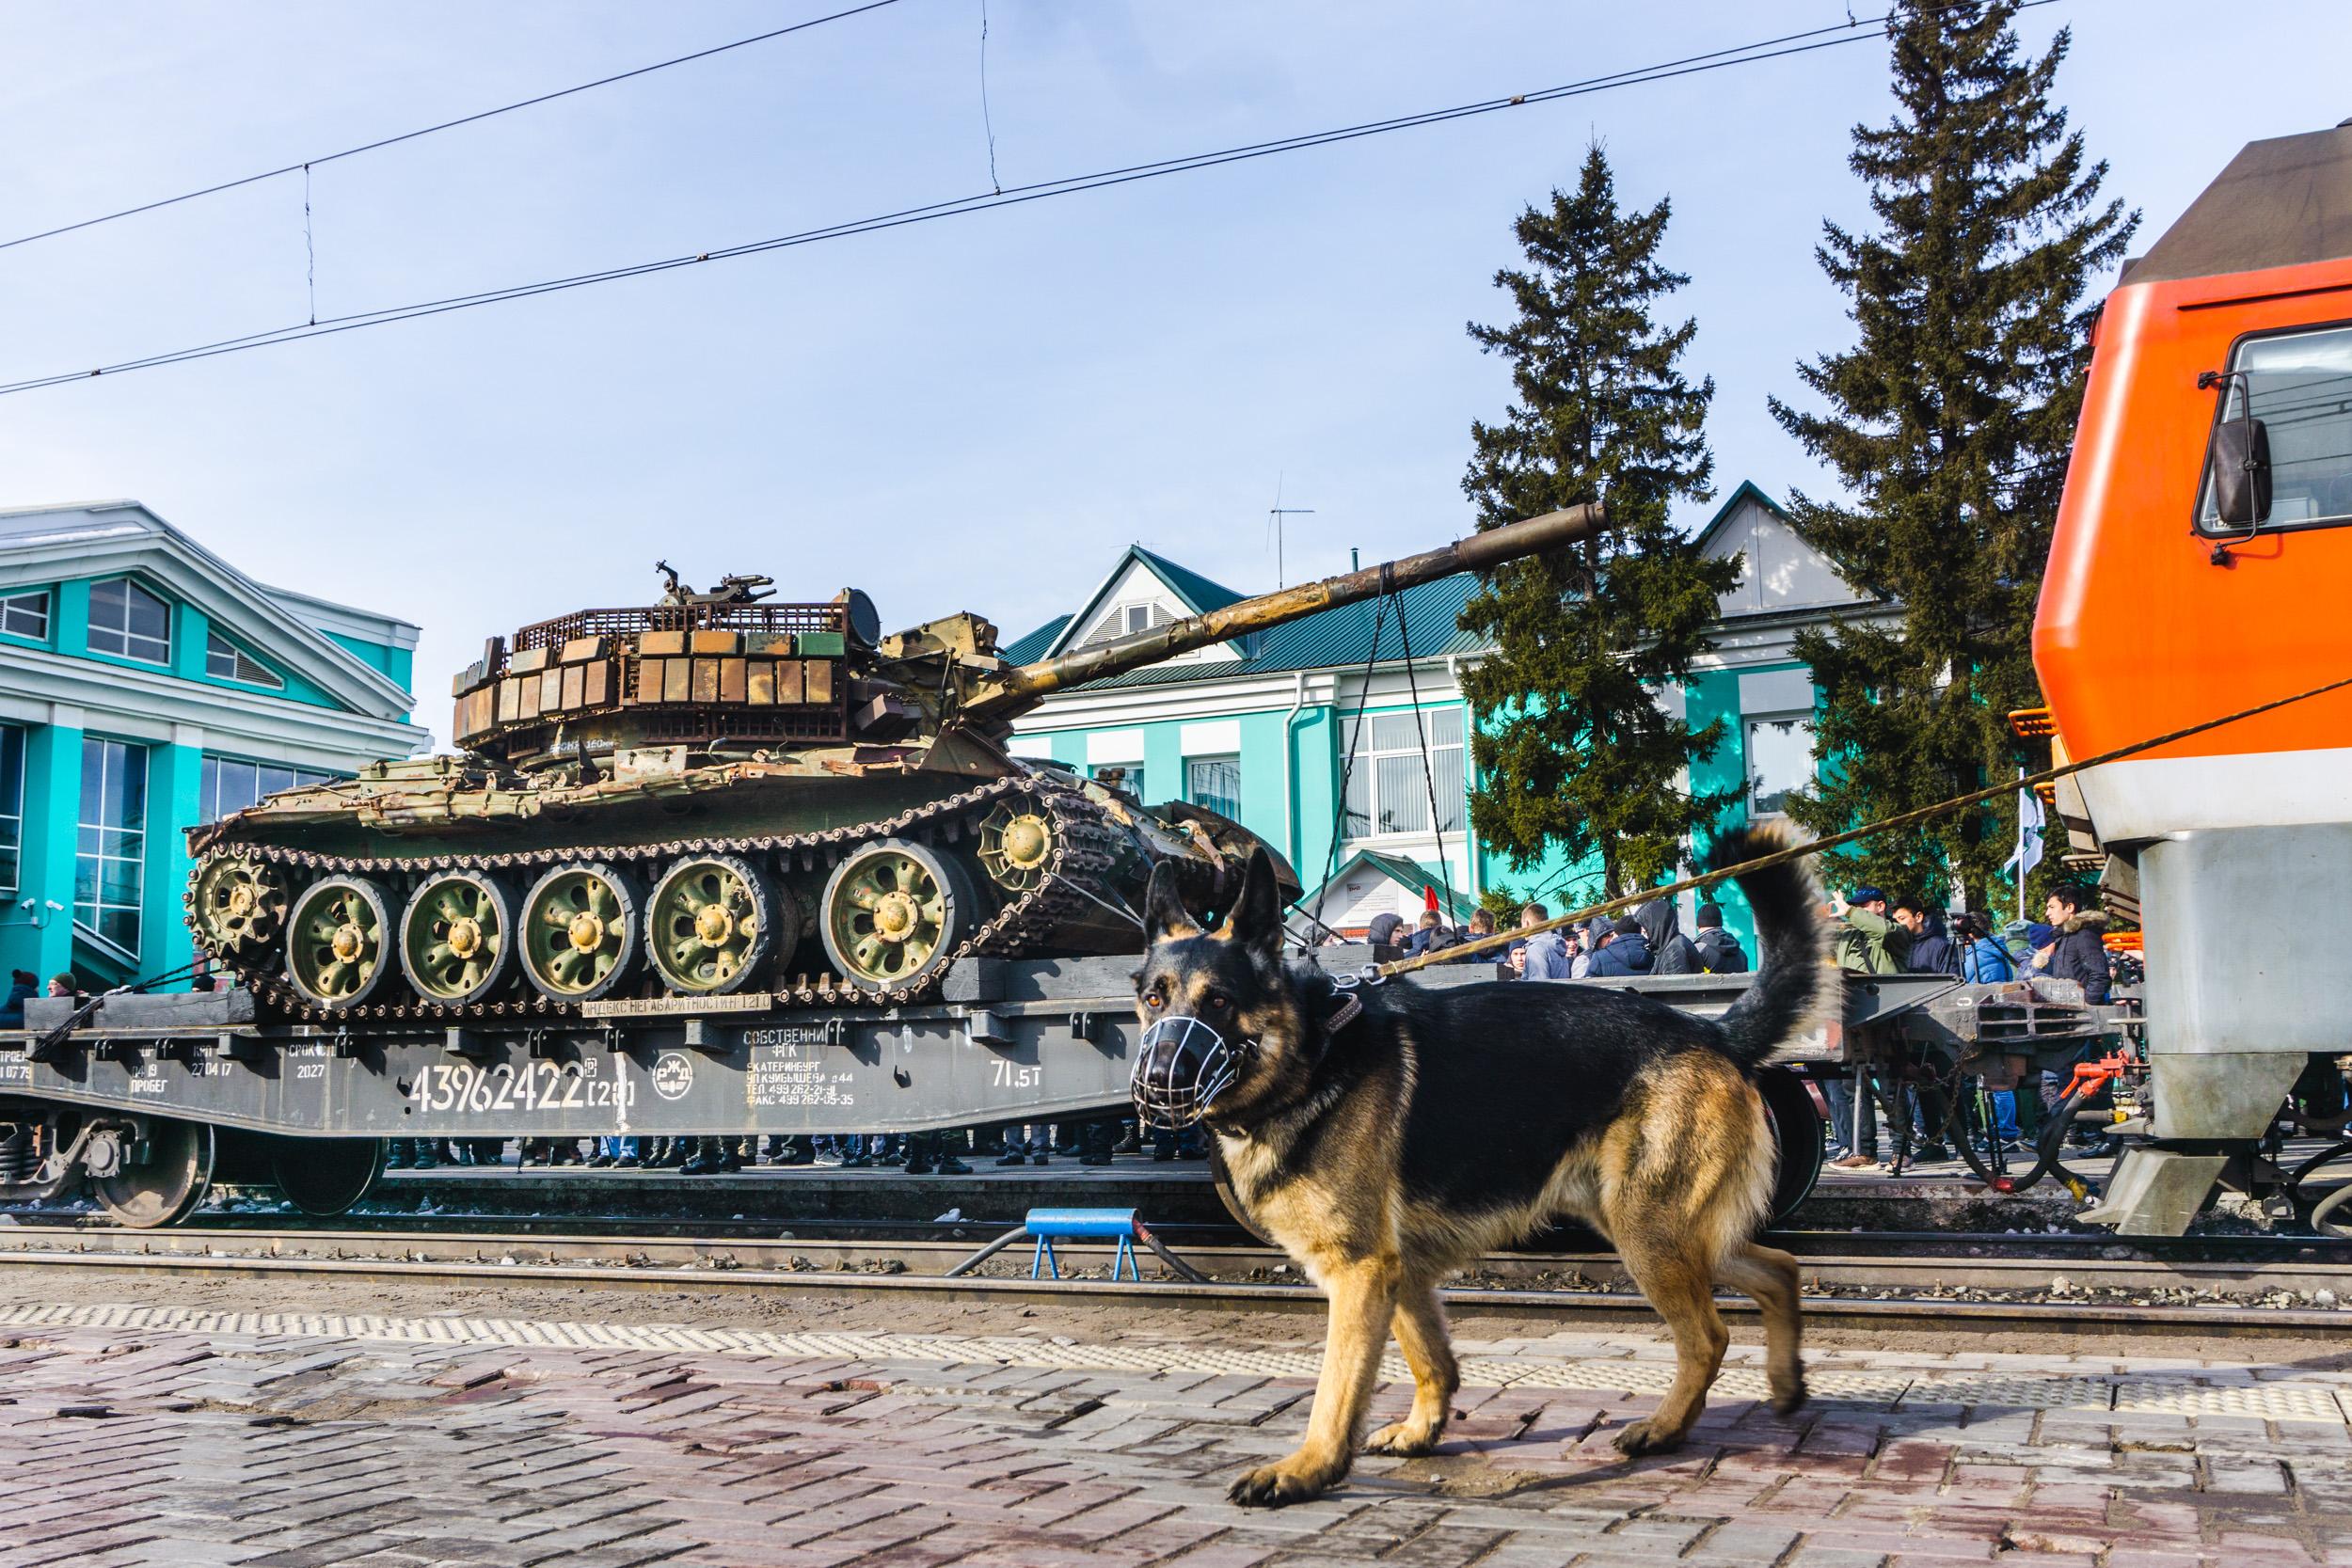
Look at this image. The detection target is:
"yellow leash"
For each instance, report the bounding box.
[1377,670,2352,979]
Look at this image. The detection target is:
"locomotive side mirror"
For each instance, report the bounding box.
[2207,417,2273,530]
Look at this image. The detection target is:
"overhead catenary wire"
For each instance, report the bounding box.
[0,0,2069,400]
[0,0,910,255]
[1379,669,2352,979]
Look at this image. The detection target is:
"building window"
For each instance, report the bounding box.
[1078,601,1168,648]
[1746,712,1815,817]
[76,737,147,956]
[87,578,171,664]
[0,591,49,641]
[0,726,22,894]
[1343,707,1466,839]
[1186,755,1242,819]
[205,630,284,689]
[200,754,340,823]
[1089,763,1145,802]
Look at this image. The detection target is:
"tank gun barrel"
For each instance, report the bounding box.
[961,501,1606,723]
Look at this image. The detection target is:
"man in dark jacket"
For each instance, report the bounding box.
[1585,916,1654,976]
[1636,897,1701,975]
[2035,887,2111,1004]
[1894,895,1959,975]
[1405,910,1456,958]
[1690,905,1748,974]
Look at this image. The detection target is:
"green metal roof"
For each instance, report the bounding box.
[1129,546,1244,616]
[1000,614,1069,665]
[1309,847,1476,926]
[1006,571,1486,693]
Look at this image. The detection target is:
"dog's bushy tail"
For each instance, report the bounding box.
[1707,823,1834,1071]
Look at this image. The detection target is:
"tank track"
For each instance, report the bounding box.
[186,774,1136,1023]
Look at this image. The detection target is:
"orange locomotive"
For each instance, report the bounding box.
[2033,121,2352,1233]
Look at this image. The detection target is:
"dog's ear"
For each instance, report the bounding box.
[1143,860,1200,946]
[1220,848,1284,960]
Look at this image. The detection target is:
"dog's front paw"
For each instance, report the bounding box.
[1228,1458,1337,1507]
[1610,1418,1687,1457]
[1362,1419,1440,1457]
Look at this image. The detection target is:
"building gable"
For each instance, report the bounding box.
[1696,483,1871,619]
[0,502,419,724]
[1041,546,1247,666]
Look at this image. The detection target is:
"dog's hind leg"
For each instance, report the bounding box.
[1715,1241,1807,1416]
[1230,1253,1398,1507]
[1363,1283,1457,1457]
[1612,1231,1730,1457]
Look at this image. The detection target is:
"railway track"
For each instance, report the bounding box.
[6,1218,2347,1338]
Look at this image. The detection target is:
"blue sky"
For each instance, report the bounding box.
[0,1,2343,744]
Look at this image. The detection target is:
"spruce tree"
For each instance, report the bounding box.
[1458,145,1739,899]
[1771,0,2136,905]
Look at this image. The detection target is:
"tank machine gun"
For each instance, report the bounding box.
[187,505,1605,1024]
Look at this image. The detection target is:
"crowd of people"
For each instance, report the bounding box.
[380,1118,1200,1176]
[1356,895,1756,979]
[1820,882,2119,1168]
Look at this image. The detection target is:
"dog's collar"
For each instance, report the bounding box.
[1322,991,1363,1035]
[1320,968,1377,1037]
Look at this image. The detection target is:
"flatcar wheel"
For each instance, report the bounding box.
[87,1117,215,1228]
[399,871,518,1006]
[820,838,978,994]
[1757,1069,1825,1226]
[647,854,780,994]
[284,876,398,1010]
[269,1136,383,1217]
[189,854,288,957]
[519,863,644,1002]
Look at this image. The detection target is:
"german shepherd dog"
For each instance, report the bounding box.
[1129,826,1829,1507]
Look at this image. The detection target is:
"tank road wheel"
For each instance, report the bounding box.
[87,1116,215,1228]
[189,854,289,958]
[519,863,644,1002]
[270,1136,383,1217]
[648,854,781,994]
[821,838,979,994]
[977,800,1057,893]
[399,871,518,1006]
[284,876,398,1010]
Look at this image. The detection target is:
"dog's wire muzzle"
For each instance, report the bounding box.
[1130,1015,1248,1132]
[1129,976,1371,1132]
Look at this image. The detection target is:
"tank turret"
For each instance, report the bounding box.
[187,505,1602,1019]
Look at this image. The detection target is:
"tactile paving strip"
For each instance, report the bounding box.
[2,1302,2345,1423]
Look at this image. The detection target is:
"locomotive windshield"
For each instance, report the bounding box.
[2197,322,2352,534]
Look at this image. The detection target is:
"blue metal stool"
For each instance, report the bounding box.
[946,1206,1207,1282]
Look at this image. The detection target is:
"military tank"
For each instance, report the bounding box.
[184,505,1602,1022]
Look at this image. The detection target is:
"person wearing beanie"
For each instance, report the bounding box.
[1691,904,1749,974]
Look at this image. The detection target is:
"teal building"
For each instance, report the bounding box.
[1003,483,1885,951]
[0,501,426,991]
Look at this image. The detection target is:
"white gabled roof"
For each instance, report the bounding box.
[0,499,421,722]
[1692,483,1875,620]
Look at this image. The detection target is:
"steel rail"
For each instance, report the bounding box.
[5,1227,2346,1337]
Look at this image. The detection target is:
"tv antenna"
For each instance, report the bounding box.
[1267,473,1314,587]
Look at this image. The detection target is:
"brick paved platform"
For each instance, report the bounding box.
[4,1297,2347,1567]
